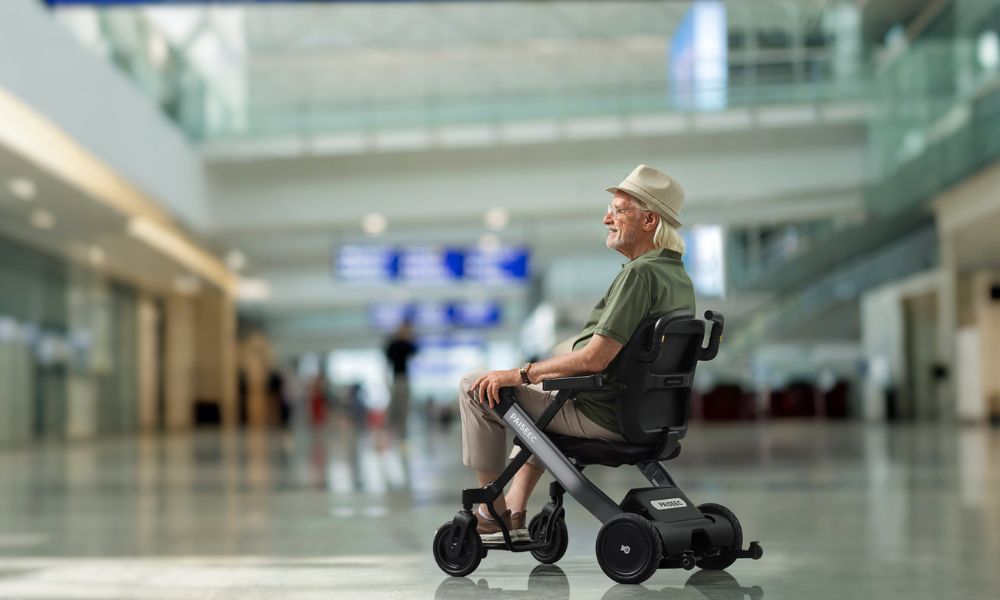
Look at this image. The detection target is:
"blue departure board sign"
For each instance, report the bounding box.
[465,247,529,284]
[370,301,503,332]
[47,1,425,5]
[397,247,464,283]
[336,245,397,284]
[335,245,529,285]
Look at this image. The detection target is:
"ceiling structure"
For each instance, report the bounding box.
[37,0,936,353]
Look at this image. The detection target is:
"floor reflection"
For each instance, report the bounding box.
[602,571,764,600]
[435,565,570,600]
[434,567,763,600]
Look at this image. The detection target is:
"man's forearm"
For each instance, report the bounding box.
[526,348,599,383]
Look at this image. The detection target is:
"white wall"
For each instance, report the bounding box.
[0,0,207,230]
[934,158,1000,422]
[860,270,944,421]
[958,271,1000,421]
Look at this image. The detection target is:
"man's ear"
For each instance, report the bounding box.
[644,211,659,231]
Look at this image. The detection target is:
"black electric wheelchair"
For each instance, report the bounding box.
[432,310,763,585]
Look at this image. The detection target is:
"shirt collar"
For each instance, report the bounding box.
[623,248,682,267]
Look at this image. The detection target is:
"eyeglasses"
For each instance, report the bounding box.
[606,204,635,218]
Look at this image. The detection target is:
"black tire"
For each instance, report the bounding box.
[528,513,569,564]
[696,503,742,571]
[595,513,662,585]
[432,520,483,577]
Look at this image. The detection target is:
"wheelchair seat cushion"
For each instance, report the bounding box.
[545,433,662,467]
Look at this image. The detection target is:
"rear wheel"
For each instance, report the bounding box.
[696,503,742,570]
[528,513,568,564]
[595,513,662,585]
[433,520,483,577]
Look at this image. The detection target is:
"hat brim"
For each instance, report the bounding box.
[606,185,682,228]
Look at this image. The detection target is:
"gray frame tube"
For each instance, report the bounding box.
[639,461,676,487]
[502,404,622,524]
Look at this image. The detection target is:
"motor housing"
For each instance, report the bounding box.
[619,487,736,558]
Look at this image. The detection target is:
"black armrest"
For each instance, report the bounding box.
[542,375,604,391]
[699,310,725,361]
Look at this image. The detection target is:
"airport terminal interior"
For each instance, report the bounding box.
[1,0,1000,598]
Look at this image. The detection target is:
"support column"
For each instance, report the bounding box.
[164,293,195,430]
[937,231,960,421]
[238,332,273,428]
[136,295,160,430]
[970,272,1000,421]
[193,287,238,428]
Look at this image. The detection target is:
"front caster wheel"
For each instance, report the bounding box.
[433,520,483,577]
[696,503,742,570]
[528,514,568,564]
[595,513,662,585]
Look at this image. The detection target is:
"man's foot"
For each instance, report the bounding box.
[477,509,529,542]
[511,511,529,541]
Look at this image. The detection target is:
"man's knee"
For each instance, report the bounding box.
[458,369,488,404]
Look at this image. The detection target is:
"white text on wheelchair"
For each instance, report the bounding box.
[505,413,539,445]
[651,498,687,510]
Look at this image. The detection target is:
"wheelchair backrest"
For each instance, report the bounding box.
[613,310,721,444]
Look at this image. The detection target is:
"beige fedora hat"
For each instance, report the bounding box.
[607,164,685,228]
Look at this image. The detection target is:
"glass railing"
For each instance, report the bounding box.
[728,36,1000,293]
[52,7,874,142]
[867,37,1000,215]
[210,73,870,141]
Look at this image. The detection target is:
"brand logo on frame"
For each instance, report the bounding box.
[506,413,539,445]
[651,498,687,510]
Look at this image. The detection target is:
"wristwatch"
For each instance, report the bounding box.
[519,362,532,385]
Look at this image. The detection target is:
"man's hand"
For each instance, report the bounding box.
[472,369,521,408]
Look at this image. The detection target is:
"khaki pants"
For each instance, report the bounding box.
[458,369,624,474]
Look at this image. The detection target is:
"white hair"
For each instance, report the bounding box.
[628,197,685,254]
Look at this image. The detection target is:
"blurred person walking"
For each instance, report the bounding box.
[309,373,329,427]
[385,320,418,436]
[281,362,304,427]
[267,368,287,427]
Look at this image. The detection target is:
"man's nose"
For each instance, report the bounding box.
[603,211,613,225]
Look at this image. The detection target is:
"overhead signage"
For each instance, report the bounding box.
[335,245,529,285]
[47,1,436,5]
[336,245,398,284]
[370,300,503,332]
[397,247,465,284]
[465,247,529,284]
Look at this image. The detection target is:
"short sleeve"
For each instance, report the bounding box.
[592,268,650,345]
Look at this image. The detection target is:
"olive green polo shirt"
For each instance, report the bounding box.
[571,248,696,433]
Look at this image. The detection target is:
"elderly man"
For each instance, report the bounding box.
[458,164,696,542]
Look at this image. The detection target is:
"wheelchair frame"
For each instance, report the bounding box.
[436,311,763,583]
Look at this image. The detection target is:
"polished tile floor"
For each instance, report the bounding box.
[1,418,998,599]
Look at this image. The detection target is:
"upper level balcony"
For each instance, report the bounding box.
[52,0,874,156]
